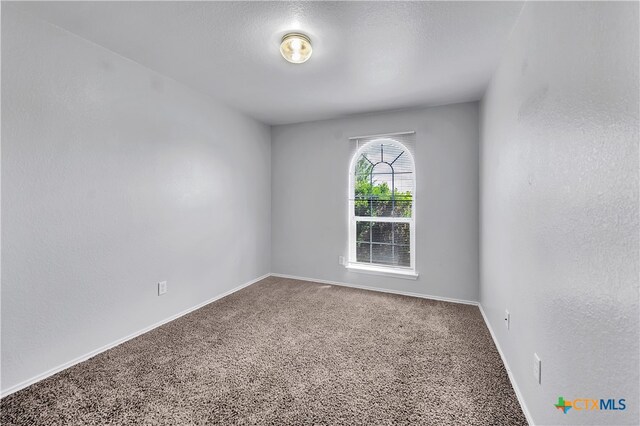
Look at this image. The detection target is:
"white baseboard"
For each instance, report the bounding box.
[478,304,534,426]
[0,273,271,398]
[269,273,478,306]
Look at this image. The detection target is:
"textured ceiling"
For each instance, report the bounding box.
[11,1,524,125]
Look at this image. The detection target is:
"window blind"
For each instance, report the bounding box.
[349,131,416,157]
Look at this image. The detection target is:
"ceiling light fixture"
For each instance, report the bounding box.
[280,33,312,64]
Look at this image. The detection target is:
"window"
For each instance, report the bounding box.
[347,136,416,278]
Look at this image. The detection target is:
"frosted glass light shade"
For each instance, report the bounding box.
[280,33,312,64]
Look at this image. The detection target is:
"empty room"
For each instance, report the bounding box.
[1,1,638,425]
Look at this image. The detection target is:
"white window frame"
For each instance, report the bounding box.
[346,138,418,279]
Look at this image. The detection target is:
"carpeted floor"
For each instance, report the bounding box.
[1,276,527,425]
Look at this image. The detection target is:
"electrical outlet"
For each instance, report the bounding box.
[338,256,345,266]
[158,281,167,296]
[533,353,541,384]
[505,309,510,330]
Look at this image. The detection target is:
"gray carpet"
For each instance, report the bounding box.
[1,276,527,425]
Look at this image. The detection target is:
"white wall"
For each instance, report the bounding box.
[1,8,271,393]
[271,103,479,302]
[480,2,639,425]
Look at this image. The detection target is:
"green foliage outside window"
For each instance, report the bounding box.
[354,157,412,218]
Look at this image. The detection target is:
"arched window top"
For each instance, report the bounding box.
[348,137,416,273]
[352,138,415,219]
[355,138,414,175]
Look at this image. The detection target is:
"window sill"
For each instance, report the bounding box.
[345,263,419,280]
